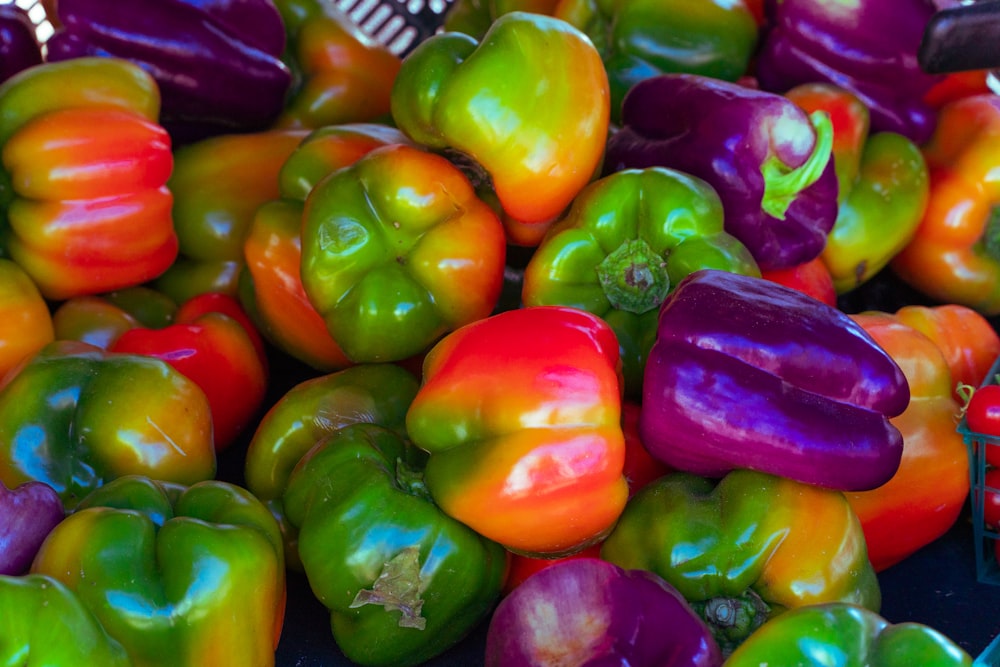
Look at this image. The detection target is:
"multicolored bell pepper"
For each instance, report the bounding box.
[282,423,507,667]
[405,305,628,556]
[604,73,838,271]
[300,143,507,363]
[522,166,759,399]
[725,603,973,666]
[0,340,216,508]
[0,257,53,379]
[784,83,929,294]
[390,11,610,228]
[31,475,286,667]
[51,286,178,350]
[0,3,42,84]
[891,94,1000,315]
[0,57,177,301]
[0,479,63,575]
[46,0,292,143]
[639,269,909,491]
[601,468,881,653]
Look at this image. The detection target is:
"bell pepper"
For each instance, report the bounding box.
[157,128,309,303]
[760,255,837,306]
[521,166,760,399]
[784,83,930,294]
[0,479,63,575]
[725,602,973,666]
[111,292,269,452]
[890,94,1000,315]
[755,0,942,144]
[52,286,178,350]
[486,558,723,666]
[0,257,53,379]
[244,363,420,567]
[0,574,132,666]
[242,123,411,371]
[604,73,838,271]
[0,3,42,84]
[46,0,292,143]
[600,468,881,653]
[639,269,909,491]
[0,340,215,508]
[0,57,177,301]
[300,143,507,363]
[282,422,507,667]
[390,12,610,227]
[442,0,562,38]
[844,311,969,572]
[405,305,628,556]
[31,475,286,667]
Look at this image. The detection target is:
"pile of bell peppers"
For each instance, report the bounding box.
[1,0,1000,665]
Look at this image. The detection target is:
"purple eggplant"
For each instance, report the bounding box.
[604,73,838,271]
[46,0,292,143]
[755,0,941,144]
[0,480,64,575]
[0,3,42,85]
[639,269,909,491]
[485,557,723,667]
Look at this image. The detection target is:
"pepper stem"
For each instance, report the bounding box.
[690,590,771,656]
[760,110,834,221]
[596,238,669,314]
[395,457,433,503]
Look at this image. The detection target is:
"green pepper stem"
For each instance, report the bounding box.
[690,590,771,656]
[982,205,1000,261]
[596,238,669,314]
[395,457,433,502]
[760,110,835,221]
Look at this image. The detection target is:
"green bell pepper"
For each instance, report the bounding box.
[726,602,973,666]
[31,475,285,667]
[521,166,759,399]
[600,469,881,654]
[282,422,507,667]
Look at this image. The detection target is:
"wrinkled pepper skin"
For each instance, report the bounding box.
[32,475,286,667]
[604,73,837,271]
[0,3,42,84]
[0,574,132,666]
[0,57,177,301]
[522,167,759,400]
[601,469,881,653]
[390,12,609,226]
[47,0,292,143]
[283,423,507,667]
[846,312,970,572]
[244,363,419,567]
[0,340,215,508]
[755,0,941,145]
[726,603,973,666]
[0,257,52,379]
[891,95,1000,315]
[405,305,628,556]
[785,83,929,294]
[301,143,507,363]
[639,269,909,491]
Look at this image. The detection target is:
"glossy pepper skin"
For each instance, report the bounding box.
[405,305,628,556]
[51,286,178,350]
[604,73,837,271]
[891,95,1000,315]
[785,83,929,294]
[601,469,881,653]
[755,0,941,145]
[726,603,972,666]
[390,12,609,226]
[0,479,63,575]
[32,475,286,667]
[0,57,177,301]
[845,311,970,572]
[0,340,215,508]
[639,269,909,491]
[283,423,507,667]
[300,143,507,363]
[522,167,759,400]
[0,257,52,378]
[0,574,132,666]
[0,3,42,84]
[46,0,292,143]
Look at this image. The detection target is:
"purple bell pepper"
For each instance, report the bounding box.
[485,558,723,667]
[46,0,292,143]
[755,0,942,145]
[0,480,64,575]
[639,269,909,491]
[604,73,838,272]
[0,3,42,85]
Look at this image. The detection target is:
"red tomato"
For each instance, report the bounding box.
[966,384,1000,467]
[986,468,1000,532]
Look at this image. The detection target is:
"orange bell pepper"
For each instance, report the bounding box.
[0,258,53,379]
[846,311,970,572]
